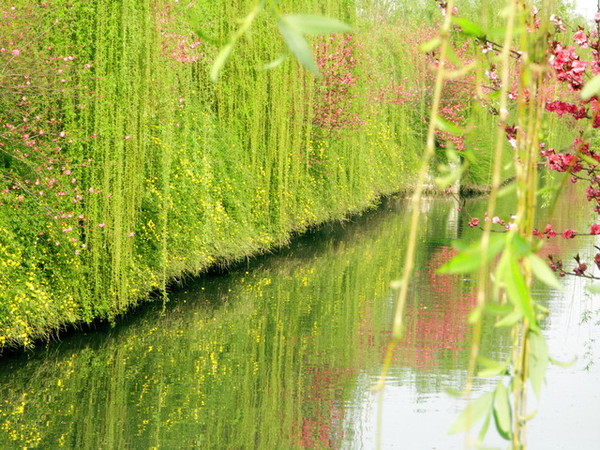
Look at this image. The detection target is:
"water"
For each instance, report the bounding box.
[0,192,598,449]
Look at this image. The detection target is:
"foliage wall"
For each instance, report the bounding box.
[0,0,431,348]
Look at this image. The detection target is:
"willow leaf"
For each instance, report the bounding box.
[281,14,351,35]
[277,18,319,75]
[210,43,234,82]
[581,74,600,100]
[439,234,506,274]
[493,382,512,440]
[452,16,485,38]
[528,330,549,398]
[527,253,563,291]
[449,392,494,434]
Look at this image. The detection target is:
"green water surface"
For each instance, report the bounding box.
[0,193,598,449]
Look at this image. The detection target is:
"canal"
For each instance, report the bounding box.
[0,190,598,448]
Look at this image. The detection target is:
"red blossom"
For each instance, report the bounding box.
[313,34,362,133]
[574,262,588,275]
[574,30,589,48]
[545,101,587,119]
[468,217,479,228]
[544,224,557,238]
[549,43,588,90]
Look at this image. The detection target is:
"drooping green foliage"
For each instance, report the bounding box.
[0,0,431,348]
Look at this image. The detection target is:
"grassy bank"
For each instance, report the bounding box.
[2,1,578,350]
[0,0,430,349]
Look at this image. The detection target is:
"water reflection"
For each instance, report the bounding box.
[0,192,597,448]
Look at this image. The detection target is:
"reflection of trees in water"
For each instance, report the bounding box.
[293,365,351,448]
[0,196,493,447]
[396,246,476,370]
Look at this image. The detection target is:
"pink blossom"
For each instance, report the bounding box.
[545,101,587,119]
[562,229,576,239]
[98,223,105,228]
[573,30,589,48]
[545,152,583,173]
[550,14,566,32]
[544,224,557,238]
[480,42,494,54]
[10,49,20,56]
[571,59,587,74]
[590,224,600,235]
[468,218,479,228]
[549,44,587,90]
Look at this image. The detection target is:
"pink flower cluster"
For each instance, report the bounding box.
[532,224,600,240]
[313,34,362,132]
[573,30,589,48]
[549,14,566,33]
[532,224,583,239]
[154,3,205,64]
[545,101,587,119]
[533,224,558,239]
[0,5,125,256]
[549,43,588,90]
[466,215,517,232]
[550,251,600,278]
[541,136,600,214]
[540,149,582,173]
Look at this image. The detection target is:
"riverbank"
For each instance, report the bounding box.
[1,0,430,350]
[0,1,572,350]
[0,179,492,356]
